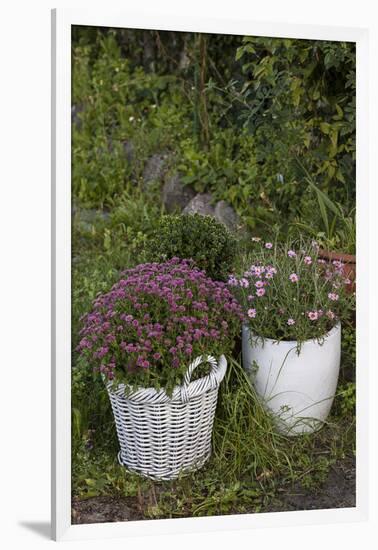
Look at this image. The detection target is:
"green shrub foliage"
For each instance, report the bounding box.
[234,38,355,201]
[146,214,237,281]
[72,29,355,235]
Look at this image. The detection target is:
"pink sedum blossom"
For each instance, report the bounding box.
[78,258,242,387]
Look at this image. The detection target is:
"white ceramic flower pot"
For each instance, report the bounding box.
[242,324,341,435]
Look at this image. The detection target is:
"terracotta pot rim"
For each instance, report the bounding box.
[318,248,356,264]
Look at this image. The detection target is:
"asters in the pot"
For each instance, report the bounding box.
[78,258,242,393]
[229,239,354,344]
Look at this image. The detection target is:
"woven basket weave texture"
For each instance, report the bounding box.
[106,355,227,480]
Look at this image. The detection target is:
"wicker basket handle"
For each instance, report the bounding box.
[180,355,226,403]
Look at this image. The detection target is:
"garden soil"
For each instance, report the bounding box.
[72,457,355,524]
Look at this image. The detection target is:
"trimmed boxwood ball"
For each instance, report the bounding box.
[146,213,238,281]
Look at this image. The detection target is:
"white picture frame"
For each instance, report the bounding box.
[51,7,369,541]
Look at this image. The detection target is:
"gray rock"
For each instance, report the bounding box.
[72,207,110,228]
[74,208,110,235]
[143,153,170,188]
[183,193,215,217]
[179,49,191,71]
[183,194,240,232]
[214,200,240,231]
[122,140,134,164]
[71,104,84,129]
[162,174,196,213]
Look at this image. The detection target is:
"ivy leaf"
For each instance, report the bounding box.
[329,129,339,157]
[333,103,344,120]
[235,47,244,61]
[320,122,331,134]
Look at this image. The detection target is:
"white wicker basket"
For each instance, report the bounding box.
[105,354,227,481]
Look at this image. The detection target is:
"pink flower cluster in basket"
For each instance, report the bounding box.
[78,258,242,388]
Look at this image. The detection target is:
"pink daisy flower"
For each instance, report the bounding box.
[328,292,339,301]
[289,273,299,283]
[255,280,264,288]
[247,308,257,318]
[307,311,319,321]
[251,265,265,277]
[256,288,266,297]
[227,275,238,286]
[288,250,296,258]
[304,256,312,265]
[265,242,273,249]
[287,318,295,326]
[332,260,344,269]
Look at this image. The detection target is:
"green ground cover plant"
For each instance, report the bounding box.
[290,164,356,254]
